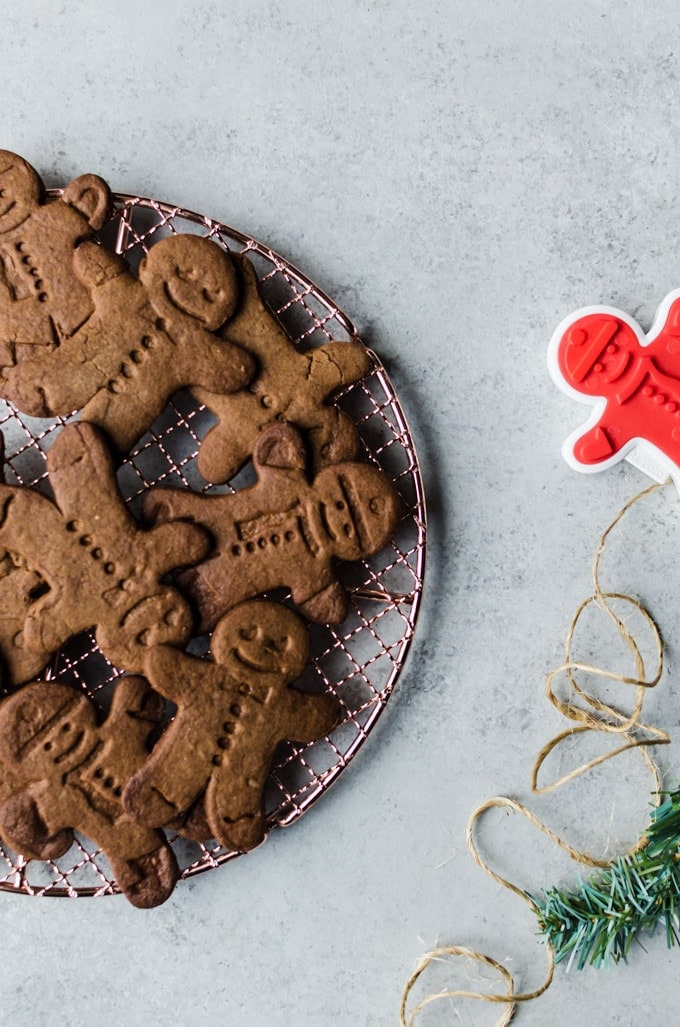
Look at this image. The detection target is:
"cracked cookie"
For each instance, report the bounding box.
[3,235,255,453]
[194,252,371,484]
[0,421,210,676]
[0,149,111,365]
[144,421,402,630]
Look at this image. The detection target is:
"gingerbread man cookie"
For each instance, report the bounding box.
[0,678,179,907]
[143,422,402,631]
[0,421,210,677]
[194,252,372,484]
[549,291,680,485]
[123,601,341,852]
[4,235,255,453]
[0,150,111,364]
[0,432,64,685]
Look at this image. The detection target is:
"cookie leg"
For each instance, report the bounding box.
[305,407,362,470]
[192,387,259,485]
[0,794,73,861]
[216,807,267,854]
[123,772,183,828]
[123,752,204,829]
[194,413,254,485]
[205,774,268,853]
[109,842,179,909]
[170,794,213,843]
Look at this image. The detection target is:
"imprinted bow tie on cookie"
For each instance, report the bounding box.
[548,289,680,489]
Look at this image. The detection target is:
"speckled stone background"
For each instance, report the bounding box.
[2,2,680,1024]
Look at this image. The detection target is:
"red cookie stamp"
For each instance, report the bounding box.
[548,290,680,486]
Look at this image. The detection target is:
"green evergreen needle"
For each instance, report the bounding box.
[531,786,680,969]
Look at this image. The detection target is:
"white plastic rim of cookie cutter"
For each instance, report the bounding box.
[0,192,427,897]
[547,291,680,492]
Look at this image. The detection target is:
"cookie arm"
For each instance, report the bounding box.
[0,487,73,656]
[222,254,293,364]
[306,341,372,399]
[0,295,55,354]
[193,393,259,484]
[295,578,348,624]
[143,486,213,528]
[184,335,255,396]
[0,790,73,861]
[106,675,166,742]
[143,644,198,705]
[282,690,342,742]
[0,254,56,355]
[146,520,212,577]
[22,589,72,655]
[1,310,124,417]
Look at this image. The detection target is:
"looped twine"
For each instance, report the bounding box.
[400,479,670,1026]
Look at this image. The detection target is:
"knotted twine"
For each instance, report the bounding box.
[400,479,670,1025]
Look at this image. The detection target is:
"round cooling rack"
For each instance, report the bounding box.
[0,194,427,897]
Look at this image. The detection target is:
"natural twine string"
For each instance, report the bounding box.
[400,479,671,1026]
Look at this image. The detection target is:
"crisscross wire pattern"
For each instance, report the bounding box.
[0,195,426,896]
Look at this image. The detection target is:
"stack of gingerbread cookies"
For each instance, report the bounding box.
[0,152,401,907]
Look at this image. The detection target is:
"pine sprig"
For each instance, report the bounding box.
[531,787,680,970]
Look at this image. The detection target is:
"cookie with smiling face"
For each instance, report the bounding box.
[0,150,111,364]
[0,677,179,907]
[194,252,372,484]
[123,600,341,852]
[2,234,255,453]
[143,422,402,630]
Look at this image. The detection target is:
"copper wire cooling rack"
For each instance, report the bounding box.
[0,195,427,897]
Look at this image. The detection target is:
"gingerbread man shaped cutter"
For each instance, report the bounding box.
[548,289,680,489]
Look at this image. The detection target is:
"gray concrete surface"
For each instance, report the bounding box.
[1,1,679,1024]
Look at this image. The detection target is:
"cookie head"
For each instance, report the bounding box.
[0,683,96,777]
[557,315,638,396]
[315,464,401,560]
[140,235,239,330]
[212,601,309,681]
[0,151,41,233]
